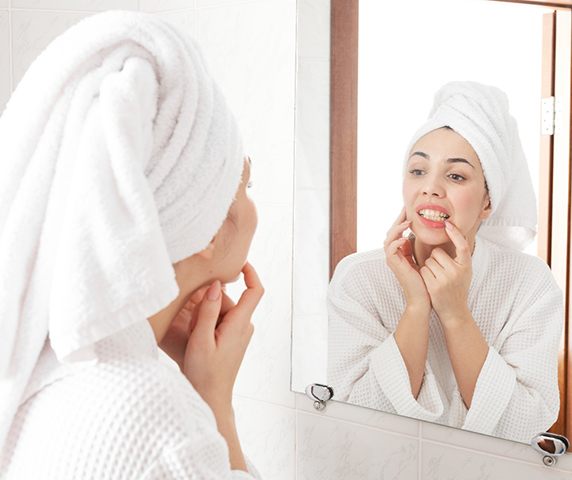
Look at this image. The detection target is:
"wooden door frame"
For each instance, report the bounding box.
[330,0,572,444]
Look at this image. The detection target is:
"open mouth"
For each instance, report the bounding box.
[417,208,450,223]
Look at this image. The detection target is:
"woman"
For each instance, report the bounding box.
[327,81,563,443]
[0,11,263,479]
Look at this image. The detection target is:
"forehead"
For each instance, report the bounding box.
[409,128,481,166]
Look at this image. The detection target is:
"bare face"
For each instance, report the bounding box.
[403,128,491,246]
[209,157,257,283]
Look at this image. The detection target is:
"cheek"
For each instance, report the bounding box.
[402,181,417,216]
[451,188,484,224]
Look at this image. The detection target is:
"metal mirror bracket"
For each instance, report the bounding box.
[305,383,334,411]
[530,432,570,466]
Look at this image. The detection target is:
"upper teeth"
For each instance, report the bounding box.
[419,209,449,221]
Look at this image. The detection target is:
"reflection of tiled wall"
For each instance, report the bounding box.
[1,1,571,478]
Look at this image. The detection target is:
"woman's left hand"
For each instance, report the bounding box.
[419,221,472,324]
[159,285,233,370]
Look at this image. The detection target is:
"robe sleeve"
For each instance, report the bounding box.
[460,273,563,443]
[327,255,444,421]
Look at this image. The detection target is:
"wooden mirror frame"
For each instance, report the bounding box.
[330,0,572,444]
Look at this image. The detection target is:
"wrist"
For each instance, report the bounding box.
[206,397,234,419]
[405,302,431,316]
[438,305,471,327]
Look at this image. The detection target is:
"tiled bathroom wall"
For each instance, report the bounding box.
[1,1,571,478]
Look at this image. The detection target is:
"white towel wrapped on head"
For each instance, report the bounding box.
[0,10,244,453]
[403,81,537,251]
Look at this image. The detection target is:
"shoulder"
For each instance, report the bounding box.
[481,238,562,303]
[328,248,401,311]
[11,355,219,478]
[330,248,392,290]
[331,248,388,280]
[60,354,216,445]
[483,239,555,282]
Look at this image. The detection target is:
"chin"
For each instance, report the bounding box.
[411,225,449,246]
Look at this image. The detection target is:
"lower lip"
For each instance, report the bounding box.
[418,213,447,229]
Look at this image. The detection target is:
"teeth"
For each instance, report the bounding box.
[418,209,450,222]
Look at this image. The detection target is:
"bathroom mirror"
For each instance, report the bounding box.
[292,0,572,448]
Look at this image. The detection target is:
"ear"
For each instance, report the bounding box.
[196,237,217,260]
[480,193,492,220]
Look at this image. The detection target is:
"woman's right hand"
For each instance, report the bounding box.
[384,208,431,311]
[182,262,264,417]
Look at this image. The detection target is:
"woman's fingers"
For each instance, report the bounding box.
[230,262,264,319]
[190,285,209,304]
[444,221,471,264]
[430,247,455,270]
[220,290,236,315]
[191,280,223,348]
[384,220,411,248]
[386,238,417,272]
[387,237,408,257]
[424,257,444,276]
[420,265,435,282]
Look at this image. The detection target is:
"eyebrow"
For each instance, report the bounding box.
[409,151,475,169]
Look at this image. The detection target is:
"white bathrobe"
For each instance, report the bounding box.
[1,320,261,480]
[327,235,563,444]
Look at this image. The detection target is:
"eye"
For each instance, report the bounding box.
[448,173,466,182]
[247,181,253,189]
[409,169,425,176]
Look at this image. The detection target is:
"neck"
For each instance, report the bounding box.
[147,264,208,343]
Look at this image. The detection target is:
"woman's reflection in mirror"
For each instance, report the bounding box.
[327,81,563,444]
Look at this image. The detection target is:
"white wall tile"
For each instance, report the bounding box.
[154,9,196,37]
[297,0,330,60]
[11,11,91,88]
[297,411,419,479]
[195,1,296,205]
[421,421,572,472]
[12,0,138,11]
[295,393,419,438]
[228,202,295,408]
[233,396,296,480]
[295,59,329,190]
[421,441,571,479]
[0,0,8,9]
[140,0,193,12]
[0,12,9,111]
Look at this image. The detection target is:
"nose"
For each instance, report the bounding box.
[422,175,445,198]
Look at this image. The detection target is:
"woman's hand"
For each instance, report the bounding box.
[384,207,431,311]
[419,221,472,325]
[182,262,264,415]
[159,285,228,371]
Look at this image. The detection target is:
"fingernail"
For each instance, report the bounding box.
[445,221,451,229]
[207,280,221,301]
